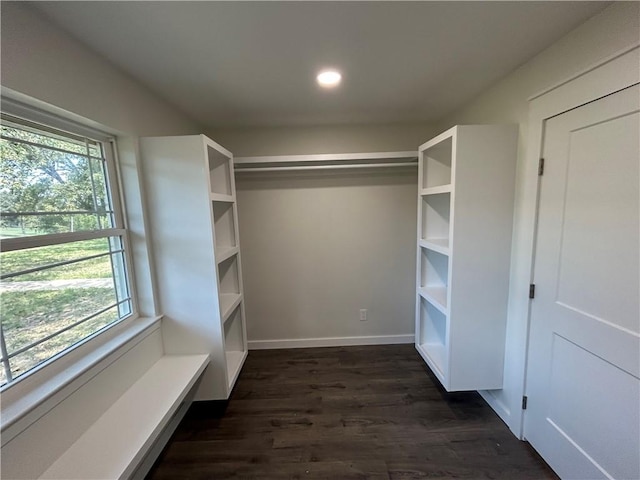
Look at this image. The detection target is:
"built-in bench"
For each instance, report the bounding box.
[39,354,209,480]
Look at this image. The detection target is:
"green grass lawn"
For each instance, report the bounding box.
[0,238,123,385]
[0,226,40,238]
[1,238,113,280]
[1,287,120,384]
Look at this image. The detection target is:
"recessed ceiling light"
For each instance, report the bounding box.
[317,70,342,88]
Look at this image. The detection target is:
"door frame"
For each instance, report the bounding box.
[509,43,640,439]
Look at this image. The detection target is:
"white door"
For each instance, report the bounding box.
[525,84,640,480]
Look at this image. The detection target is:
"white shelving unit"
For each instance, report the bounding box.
[415,125,517,391]
[140,135,248,400]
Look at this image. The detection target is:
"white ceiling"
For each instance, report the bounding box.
[33,1,608,128]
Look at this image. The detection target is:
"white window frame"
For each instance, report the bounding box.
[0,106,139,388]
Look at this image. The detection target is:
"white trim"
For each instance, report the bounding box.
[1,315,161,445]
[236,162,417,173]
[0,228,126,252]
[201,134,233,159]
[248,334,414,350]
[234,151,418,166]
[1,94,113,142]
[479,390,511,427]
[528,42,640,101]
[418,126,455,151]
[507,44,640,440]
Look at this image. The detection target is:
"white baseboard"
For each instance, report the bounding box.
[248,334,414,350]
[479,389,512,432]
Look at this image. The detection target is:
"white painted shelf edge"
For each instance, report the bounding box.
[418,126,456,152]
[226,350,247,390]
[210,193,235,203]
[202,135,233,159]
[216,246,239,264]
[220,293,242,323]
[39,354,209,480]
[419,239,450,256]
[420,184,452,196]
[234,151,418,165]
[418,287,449,315]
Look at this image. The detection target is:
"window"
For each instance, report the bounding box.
[0,114,133,387]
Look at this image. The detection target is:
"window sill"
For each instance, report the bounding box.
[0,315,162,446]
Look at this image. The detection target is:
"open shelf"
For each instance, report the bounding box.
[213,201,237,250]
[418,287,448,314]
[417,297,447,377]
[422,136,452,188]
[216,245,239,265]
[419,238,450,256]
[220,293,242,322]
[415,125,517,392]
[224,305,246,388]
[420,184,452,196]
[419,248,449,313]
[218,255,242,320]
[421,193,451,244]
[141,134,247,401]
[208,145,233,196]
[210,192,234,203]
[218,255,240,296]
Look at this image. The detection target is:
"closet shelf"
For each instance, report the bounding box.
[419,239,450,256]
[216,246,239,264]
[418,287,448,315]
[415,125,517,392]
[220,293,242,323]
[420,185,452,196]
[140,134,247,401]
[234,151,418,173]
[210,193,234,203]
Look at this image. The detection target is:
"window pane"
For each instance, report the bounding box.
[1,238,113,279]
[5,305,124,383]
[0,239,133,385]
[0,115,132,388]
[1,123,101,159]
[0,125,112,238]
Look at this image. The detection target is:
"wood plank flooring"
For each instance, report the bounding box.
[147,345,557,479]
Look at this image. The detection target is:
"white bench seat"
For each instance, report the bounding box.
[40,354,209,480]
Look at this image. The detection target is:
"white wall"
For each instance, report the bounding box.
[211,123,436,347]
[237,169,419,347]
[436,1,640,437]
[1,3,201,138]
[0,4,202,478]
[210,123,435,157]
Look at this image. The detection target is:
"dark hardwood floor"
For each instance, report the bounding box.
[147,345,557,479]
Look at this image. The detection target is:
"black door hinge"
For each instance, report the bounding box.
[529,284,535,299]
[538,158,545,176]
[522,396,528,410]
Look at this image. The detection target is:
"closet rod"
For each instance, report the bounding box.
[236,162,417,173]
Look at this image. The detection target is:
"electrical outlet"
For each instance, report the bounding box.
[359,309,367,321]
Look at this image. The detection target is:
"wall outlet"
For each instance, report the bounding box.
[359,309,367,321]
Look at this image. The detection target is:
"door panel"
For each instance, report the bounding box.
[525,85,640,480]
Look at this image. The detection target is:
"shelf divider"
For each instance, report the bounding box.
[419,239,450,256]
[216,246,239,264]
[420,184,452,196]
[210,193,234,203]
[418,287,448,315]
[220,293,242,323]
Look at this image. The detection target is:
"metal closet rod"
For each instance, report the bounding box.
[235,162,418,173]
